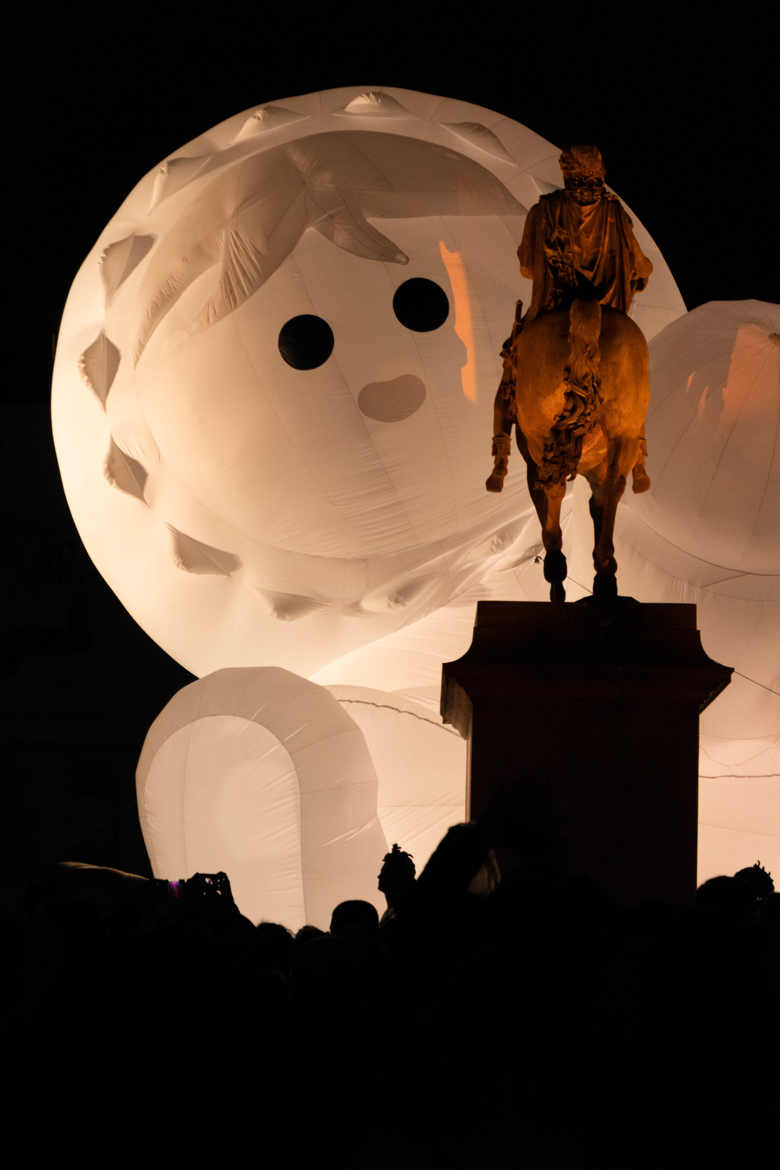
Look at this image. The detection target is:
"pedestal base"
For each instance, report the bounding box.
[441,599,732,907]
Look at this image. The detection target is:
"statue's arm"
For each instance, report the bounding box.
[619,204,653,292]
[517,204,541,281]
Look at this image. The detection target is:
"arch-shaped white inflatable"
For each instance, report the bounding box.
[136,668,389,928]
[137,667,468,928]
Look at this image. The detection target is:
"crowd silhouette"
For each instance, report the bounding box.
[11,796,780,1168]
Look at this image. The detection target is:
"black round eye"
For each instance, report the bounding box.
[278,314,334,370]
[393,278,449,332]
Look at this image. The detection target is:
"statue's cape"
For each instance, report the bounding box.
[518,190,653,320]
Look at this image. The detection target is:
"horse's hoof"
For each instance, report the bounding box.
[592,573,618,603]
[543,549,567,584]
[550,581,566,603]
[632,467,651,494]
[485,472,505,493]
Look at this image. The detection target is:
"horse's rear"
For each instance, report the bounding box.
[512,305,648,471]
[503,302,649,600]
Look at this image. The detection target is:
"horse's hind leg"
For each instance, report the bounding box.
[586,438,637,601]
[526,461,567,601]
[588,487,618,601]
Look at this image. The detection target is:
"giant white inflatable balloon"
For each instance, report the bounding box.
[136,667,389,929]
[624,301,780,882]
[137,667,467,928]
[633,300,780,574]
[52,86,685,678]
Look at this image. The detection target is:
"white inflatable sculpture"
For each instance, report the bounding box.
[53,85,775,907]
[51,86,684,679]
[137,668,390,928]
[137,667,466,927]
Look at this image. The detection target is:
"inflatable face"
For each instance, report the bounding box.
[52,86,685,678]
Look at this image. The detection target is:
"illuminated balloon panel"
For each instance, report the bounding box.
[624,302,780,881]
[52,86,685,679]
[136,668,388,929]
[327,686,466,868]
[632,300,780,574]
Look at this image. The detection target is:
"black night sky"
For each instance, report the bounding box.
[8,6,778,899]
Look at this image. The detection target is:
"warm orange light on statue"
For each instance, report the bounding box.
[486,143,653,602]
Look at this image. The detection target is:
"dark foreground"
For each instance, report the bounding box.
[10,829,780,1168]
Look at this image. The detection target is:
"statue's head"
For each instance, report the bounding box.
[559,145,605,205]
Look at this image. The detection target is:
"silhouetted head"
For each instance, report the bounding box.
[732,861,775,903]
[295,924,326,944]
[696,875,742,910]
[255,921,294,971]
[378,843,416,909]
[330,899,380,939]
[416,823,487,897]
[294,924,326,946]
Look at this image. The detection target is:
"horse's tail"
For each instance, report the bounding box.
[568,298,602,394]
[539,298,603,485]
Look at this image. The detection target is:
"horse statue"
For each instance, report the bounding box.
[485,144,653,602]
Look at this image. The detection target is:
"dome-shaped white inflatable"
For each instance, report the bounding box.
[137,667,466,928]
[52,86,685,679]
[136,668,389,928]
[623,301,780,881]
[633,300,780,574]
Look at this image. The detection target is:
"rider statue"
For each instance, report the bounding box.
[488,144,653,493]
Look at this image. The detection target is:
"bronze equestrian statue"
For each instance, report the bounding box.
[486,145,653,602]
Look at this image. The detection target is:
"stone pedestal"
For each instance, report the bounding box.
[441,599,732,907]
